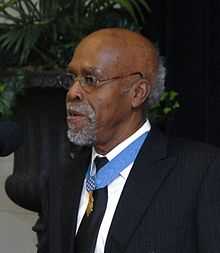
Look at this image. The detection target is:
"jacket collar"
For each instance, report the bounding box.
[104,127,177,253]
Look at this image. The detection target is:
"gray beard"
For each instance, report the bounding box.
[66,102,96,146]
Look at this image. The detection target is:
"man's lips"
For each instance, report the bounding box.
[66,110,87,126]
[67,110,85,117]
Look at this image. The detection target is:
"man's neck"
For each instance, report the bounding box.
[94,118,147,155]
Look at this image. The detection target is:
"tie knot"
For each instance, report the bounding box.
[94,156,108,172]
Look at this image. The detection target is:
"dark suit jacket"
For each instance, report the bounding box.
[33,127,220,253]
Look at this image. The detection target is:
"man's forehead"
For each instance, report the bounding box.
[79,28,149,46]
[70,38,128,76]
[75,30,146,55]
[69,28,158,80]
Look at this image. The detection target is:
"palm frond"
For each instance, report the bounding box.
[0,0,17,11]
[130,0,145,22]
[136,0,151,13]
[0,0,151,67]
[113,0,138,23]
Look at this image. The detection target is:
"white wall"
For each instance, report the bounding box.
[0,154,37,253]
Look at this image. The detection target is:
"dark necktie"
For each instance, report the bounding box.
[75,156,109,253]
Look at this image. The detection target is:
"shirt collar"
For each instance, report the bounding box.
[91,120,151,178]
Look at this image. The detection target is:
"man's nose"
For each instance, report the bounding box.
[66,81,84,102]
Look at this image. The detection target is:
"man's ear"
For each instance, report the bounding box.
[131,79,151,108]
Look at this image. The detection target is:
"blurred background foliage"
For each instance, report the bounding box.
[0,0,150,69]
[0,70,24,118]
[0,0,179,121]
[149,90,180,124]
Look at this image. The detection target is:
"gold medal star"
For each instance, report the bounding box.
[86,191,94,217]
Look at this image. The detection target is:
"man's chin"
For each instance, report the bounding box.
[67,128,95,146]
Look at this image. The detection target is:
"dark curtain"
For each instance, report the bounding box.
[143,0,220,147]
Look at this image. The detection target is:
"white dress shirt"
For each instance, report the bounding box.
[76,120,151,253]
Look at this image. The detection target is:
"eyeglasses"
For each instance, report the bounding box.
[57,71,144,92]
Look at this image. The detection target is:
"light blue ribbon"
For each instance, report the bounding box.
[86,131,148,191]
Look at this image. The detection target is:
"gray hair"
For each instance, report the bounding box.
[145,56,166,110]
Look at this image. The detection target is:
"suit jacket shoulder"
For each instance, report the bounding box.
[105,127,220,253]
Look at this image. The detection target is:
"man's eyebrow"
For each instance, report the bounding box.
[82,67,104,78]
[66,65,103,77]
[82,67,98,75]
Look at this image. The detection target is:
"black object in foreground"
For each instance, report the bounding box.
[0,121,23,156]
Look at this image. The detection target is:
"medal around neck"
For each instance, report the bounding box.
[86,191,94,216]
[86,175,96,216]
[85,131,148,216]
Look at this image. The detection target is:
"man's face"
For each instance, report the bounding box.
[65,37,134,148]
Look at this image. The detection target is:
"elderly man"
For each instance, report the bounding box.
[35,28,220,253]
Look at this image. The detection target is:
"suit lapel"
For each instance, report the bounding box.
[59,146,92,253]
[105,128,177,253]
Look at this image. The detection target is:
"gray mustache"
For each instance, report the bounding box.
[66,102,96,120]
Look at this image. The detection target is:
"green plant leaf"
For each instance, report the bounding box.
[136,0,151,13]
[1,9,21,23]
[163,107,172,114]
[0,72,25,119]
[0,83,6,93]
[0,0,17,11]
[13,29,25,54]
[130,0,145,23]
[114,0,138,23]
[0,29,21,50]
[24,0,41,19]
[14,1,28,21]
[173,102,180,109]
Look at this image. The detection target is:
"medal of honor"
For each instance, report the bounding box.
[86,174,96,216]
[86,191,94,216]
